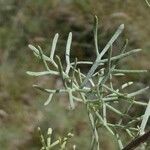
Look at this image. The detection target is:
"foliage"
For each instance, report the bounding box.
[27,16,149,149]
[38,127,74,150]
[0,0,149,149]
[145,0,150,7]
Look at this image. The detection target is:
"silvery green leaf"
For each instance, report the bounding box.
[50,33,59,59]
[44,94,53,106]
[68,89,75,109]
[28,44,39,54]
[145,0,150,7]
[33,85,55,93]
[94,15,99,56]
[28,44,51,61]
[65,32,72,74]
[140,99,150,135]
[26,71,59,76]
[121,81,133,89]
[127,86,149,97]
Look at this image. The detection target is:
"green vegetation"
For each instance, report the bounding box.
[27,16,149,149]
[0,0,149,149]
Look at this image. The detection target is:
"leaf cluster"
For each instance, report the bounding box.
[27,16,149,149]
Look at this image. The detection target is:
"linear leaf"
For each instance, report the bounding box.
[68,89,75,109]
[65,32,72,74]
[94,15,99,56]
[140,99,150,135]
[44,93,54,106]
[26,71,59,76]
[50,33,59,59]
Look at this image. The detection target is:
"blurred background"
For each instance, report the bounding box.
[0,0,150,149]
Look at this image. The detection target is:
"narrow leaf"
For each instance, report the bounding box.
[44,93,53,106]
[26,71,59,76]
[65,32,72,74]
[68,89,75,109]
[50,33,59,59]
[94,15,99,56]
[140,99,150,135]
[127,86,149,97]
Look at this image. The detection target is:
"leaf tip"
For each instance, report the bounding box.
[120,24,125,30]
[28,44,34,49]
